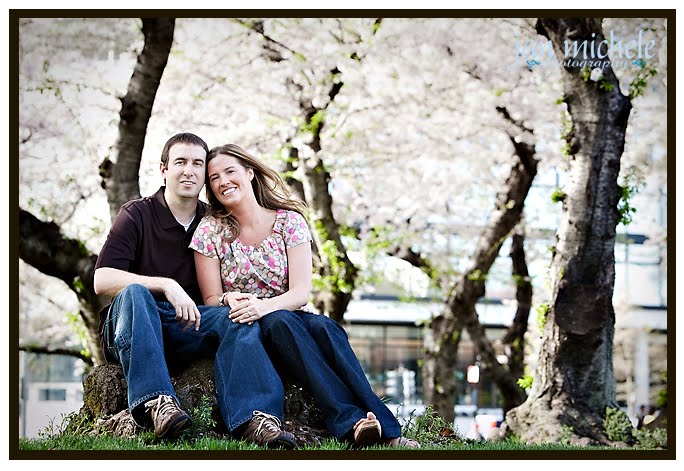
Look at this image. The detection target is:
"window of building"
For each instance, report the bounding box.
[38,388,66,401]
[347,323,422,404]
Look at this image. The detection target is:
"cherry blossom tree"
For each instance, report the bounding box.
[505,17,666,445]
[16,17,667,442]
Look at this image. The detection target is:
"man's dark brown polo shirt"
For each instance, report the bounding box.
[95,186,207,339]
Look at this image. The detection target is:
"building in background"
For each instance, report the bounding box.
[19,351,84,438]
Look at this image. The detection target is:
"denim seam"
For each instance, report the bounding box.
[230,413,253,432]
[115,333,131,355]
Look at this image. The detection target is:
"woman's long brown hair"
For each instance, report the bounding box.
[205,144,308,242]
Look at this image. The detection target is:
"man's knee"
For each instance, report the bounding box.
[110,284,158,332]
[117,283,155,304]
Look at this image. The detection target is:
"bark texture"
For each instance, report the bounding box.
[19,209,108,365]
[290,87,358,323]
[505,18,632,445]
[78,360,330,445]
[422,108,537,422]
[102,18,175,221]
[500,225,532,385]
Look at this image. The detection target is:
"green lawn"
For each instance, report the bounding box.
[13,405,669,459]
[15,433,668,460]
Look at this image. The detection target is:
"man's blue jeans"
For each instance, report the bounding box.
[259,310,402,440]
[102,284,285,434]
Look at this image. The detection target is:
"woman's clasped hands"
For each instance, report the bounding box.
[224,292,267,325]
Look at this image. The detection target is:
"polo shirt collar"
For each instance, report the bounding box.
[152,186,204,230]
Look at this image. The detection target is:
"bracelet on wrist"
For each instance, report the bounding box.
[218,292,227,306]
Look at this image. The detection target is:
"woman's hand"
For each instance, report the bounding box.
[228,293,266,325]
[223,292,252,309]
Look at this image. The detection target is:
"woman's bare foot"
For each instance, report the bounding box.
[353,412,382,447]
[385,436,421,448]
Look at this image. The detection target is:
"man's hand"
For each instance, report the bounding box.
[164,280,201,331]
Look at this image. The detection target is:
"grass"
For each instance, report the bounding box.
[16,428,664,459]
[16,433,671,462]
[13,405,669,458]
[17,434,624,451]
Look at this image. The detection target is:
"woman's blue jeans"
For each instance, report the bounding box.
[259,310,402,440]
[102,284,285,434]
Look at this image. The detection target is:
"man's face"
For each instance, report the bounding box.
[161,143,207,200]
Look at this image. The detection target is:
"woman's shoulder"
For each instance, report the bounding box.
[279,209,309,230]
[280,209,307,223]
[195,213,232,236]
[273,209,308,237]
[197,212,220,228]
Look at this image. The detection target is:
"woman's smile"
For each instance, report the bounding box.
[221,186,237,197]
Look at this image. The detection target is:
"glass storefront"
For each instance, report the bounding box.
[344,313,666,417]
[344,321,508,409]
[345,323,423,404]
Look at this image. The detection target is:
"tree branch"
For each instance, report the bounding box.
[19,207,108,365]
[104,18,175,221]
[19,345,93,366]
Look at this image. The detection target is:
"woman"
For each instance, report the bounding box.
[189,144,419,448]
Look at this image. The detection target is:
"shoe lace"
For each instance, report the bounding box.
[145,394,177,420]
[250,411,283,441]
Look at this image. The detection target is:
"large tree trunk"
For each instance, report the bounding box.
[101,18,175,221]
[290,91,358,323]
[422,109,537,422]
[20,18,176,365]
[19,209,108,365]
[506,18,632,445]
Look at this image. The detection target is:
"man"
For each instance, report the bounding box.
[94,132,295,448]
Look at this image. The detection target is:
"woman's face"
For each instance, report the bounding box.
[207,153,254,208]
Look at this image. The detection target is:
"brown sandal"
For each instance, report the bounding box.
[353,413,382,447]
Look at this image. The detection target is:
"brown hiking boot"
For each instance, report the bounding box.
[144,394,192,439]
[241,411,297,448]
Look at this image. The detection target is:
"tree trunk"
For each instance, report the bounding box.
[20,18,177,365]
[19,209,108,365]
[243,20,384,322]
[102,18,175,221]
[421,313,465,421]
[422,111,537,422]
[500,223,532,400]
[78,360,330,445]
[506,18,632,445]
[295,123,358,323]
[283,71,358,323]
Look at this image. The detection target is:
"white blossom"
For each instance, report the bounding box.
[590,67,604,82]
